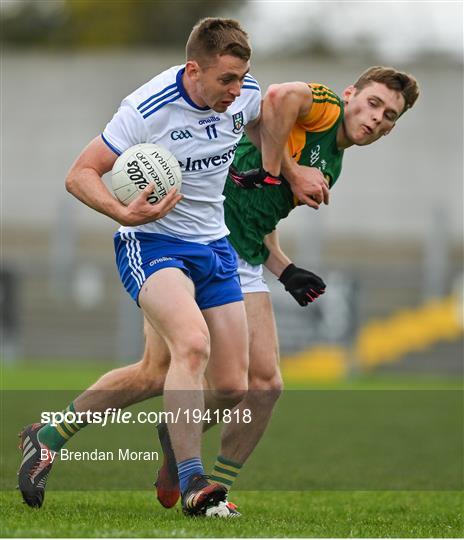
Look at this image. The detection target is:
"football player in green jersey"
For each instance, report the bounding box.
[199,66,419,500]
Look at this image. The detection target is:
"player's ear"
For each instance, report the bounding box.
[185,60,200,80]
[342,85,356,103]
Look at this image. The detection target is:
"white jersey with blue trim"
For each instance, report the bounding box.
[102,65,261,244]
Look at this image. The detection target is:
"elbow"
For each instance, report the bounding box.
[265,84,285,106]
[65,174,73,194]
[65,171,77,195]
[265,82,306,110]
[265,83,294,104]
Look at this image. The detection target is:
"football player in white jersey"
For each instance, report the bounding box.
[17,18,284,518]
[17,18,330,517]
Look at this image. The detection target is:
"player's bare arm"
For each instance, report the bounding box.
[229,83,316,189]
[65,136,182,226]
[260,82,313,176]
[261,82,330,208]
[263,229,291,277]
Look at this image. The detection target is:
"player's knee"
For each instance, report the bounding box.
[210,386,248,408]
[172,332,210,373]
[246,380,282,412]
[249,369,283,400]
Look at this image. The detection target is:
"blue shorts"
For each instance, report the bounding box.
[114,232,243,310]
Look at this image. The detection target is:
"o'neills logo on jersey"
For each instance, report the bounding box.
[177,143,239,172]
[198,116,220,126]
[149,257,173,267]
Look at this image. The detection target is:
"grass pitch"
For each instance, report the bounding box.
[1,361,462,537]
[1,490,463,537]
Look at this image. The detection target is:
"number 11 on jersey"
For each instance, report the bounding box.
[205,124,218,139]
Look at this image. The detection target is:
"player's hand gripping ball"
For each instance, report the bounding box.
[112,143,182,205]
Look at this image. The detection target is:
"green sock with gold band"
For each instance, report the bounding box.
[210,455,243,489]
[37,402,88,452]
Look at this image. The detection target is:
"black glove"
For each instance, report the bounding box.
[279,263,326,306]
[229,165,281,189]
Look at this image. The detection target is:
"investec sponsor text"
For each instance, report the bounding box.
[177,143,239,172]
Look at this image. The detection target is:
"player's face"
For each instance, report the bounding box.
[342,82,405,146]
[189,55,250,113]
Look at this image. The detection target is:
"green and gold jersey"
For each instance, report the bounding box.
[224,83,344,265]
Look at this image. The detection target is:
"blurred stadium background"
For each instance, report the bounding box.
[1,0,463,383]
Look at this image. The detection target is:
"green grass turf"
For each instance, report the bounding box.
[1,490,462,538]
[1,361,462,537]
[2,360,462,390]
[1,361,118,390]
